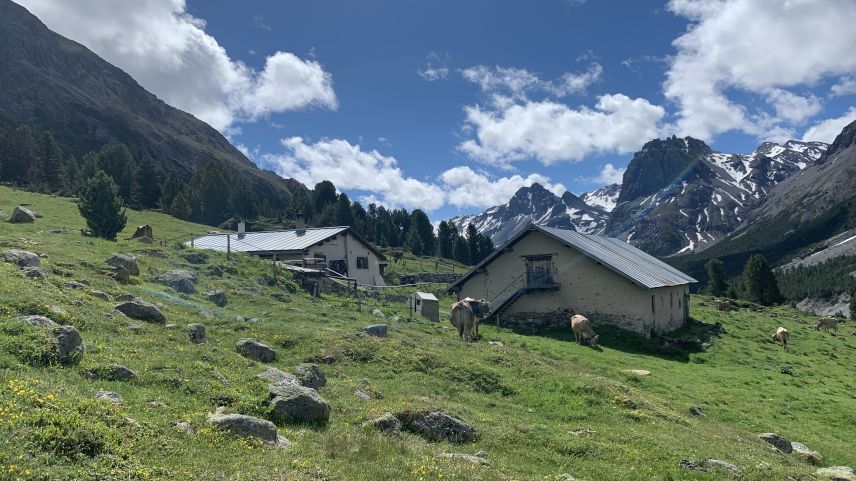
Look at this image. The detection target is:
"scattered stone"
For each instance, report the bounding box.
[558,475,578,481]
[295,363,326,389]
[165,324,177,329]
[689,406,706,417]
[211,370,229,385]
[257,367,299,385]
[0,210,6,221]
[16,315,57,328]
[400,411,476,443]
[136,236,153,244]
[207,413,289,447]
[188,323,206,343]
[64,281,86,289]
[626,369,651,376]
[206,289,228,307]
[49,228,67,234]
[114,293,138,302]
[361,412,402,436]
[126,323,142,334]
[21,267,46,280]
[107,365,136,381]
[354,387,371,401]
[89,290,110,301]
[267,382,331,425]
[106,254,140,276]
[95,390,124,405]
[759,432,793,453]
[111,265,131,283]
[116,300,166,323]
[235,338,276,362]
[360,324,388,337]
[53,325,84,363]
[10,206,38,223]
[155,269,197,294]
[703,459,741,475]
[372,308,385,319]
[173,421,195,434]
[816,466,856,481]
[197,310,215,319]
[488,341,504,347]
[2,249,40,268]
[568,428,596,437]
[209,265,225,277]
[185,252,206,264]
[791,441,822,463]
[440,453,489,466]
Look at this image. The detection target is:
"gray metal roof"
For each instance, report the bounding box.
[448,224,696,291]
[190,226,349,254]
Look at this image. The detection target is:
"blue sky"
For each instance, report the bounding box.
[18,0,856,221]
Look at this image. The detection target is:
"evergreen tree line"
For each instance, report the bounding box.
[704,254,783,306]
[774,255,856,301]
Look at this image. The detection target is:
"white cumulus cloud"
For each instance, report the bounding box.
[461,63,602,99]
[459,94,665,166]
[801,107,856,143]
[418,51,450,81]
[17,0,336,132]
[594,163,626,185]
[665,0,856,140]
[439,166,566,209]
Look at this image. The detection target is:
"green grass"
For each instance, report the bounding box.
[0,186,854,480]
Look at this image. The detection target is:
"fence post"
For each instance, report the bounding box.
[226,234,231,260]
[190,236,194,248]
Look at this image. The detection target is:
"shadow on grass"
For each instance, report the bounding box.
[506,318,724,363]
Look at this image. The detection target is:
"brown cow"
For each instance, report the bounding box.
[571,314,599,347]
[449,298,490,342]
[771,326,789,350]
[715,299,734,312]
[813,317,839,333]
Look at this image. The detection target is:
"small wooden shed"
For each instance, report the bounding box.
[410,292,440,321]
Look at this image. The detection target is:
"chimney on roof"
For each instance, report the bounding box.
[237,219,246,239]
[296,212,305,235]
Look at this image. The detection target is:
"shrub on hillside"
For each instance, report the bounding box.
[740,254,782,306]
[77,171,127,241]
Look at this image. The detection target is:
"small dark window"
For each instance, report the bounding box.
[314,252,326,260]
[651,295,655,314]
[416,299,421,306]
[356,256,369,269]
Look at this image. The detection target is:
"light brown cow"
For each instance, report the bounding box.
[715,299,734,312]
[449,298,490,342]
[813,317,839,333]
[771,326,789,350]
[571,314,599,346]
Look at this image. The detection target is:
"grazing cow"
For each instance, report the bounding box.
[450,298,490,342]
[813,317,839,333]
[714,299,734,312]
[465,298,490,339]
[771,327,789,350]
[570,314,599,347]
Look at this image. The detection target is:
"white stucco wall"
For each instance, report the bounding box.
[296,232,385,286]
[456,230,689,336]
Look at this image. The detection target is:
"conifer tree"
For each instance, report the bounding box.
[169,190,192,220]
[336,193,355,226]
[705,258,727,297]
[97,144,137,206]
[0,126,40,185]
[405,225,424,256]
[160,171,183,211]
[40,132,63,191]
[740,254,782,306]
[77,171,127,240]
[60,154,81,195]
[136,155,162,208]
[453,236,471,265]
[410,209,435,255]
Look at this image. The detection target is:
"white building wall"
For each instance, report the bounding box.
[298,232,385,286]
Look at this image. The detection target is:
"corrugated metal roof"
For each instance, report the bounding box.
[190,226,349,253]
[448,224,696,291]
[537,226,697,288]
[413,292,438,301]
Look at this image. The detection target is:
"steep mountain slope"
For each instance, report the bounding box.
[449,183,609,246]
[581,183,621,212]
[605,137,826,257]
[674,121,856,282]
[0,0,304,205]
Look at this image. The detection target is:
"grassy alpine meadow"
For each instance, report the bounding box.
[0,185,854,480]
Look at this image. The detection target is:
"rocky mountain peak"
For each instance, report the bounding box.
[824,119,856,160]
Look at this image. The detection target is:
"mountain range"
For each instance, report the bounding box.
[0,0,305,207]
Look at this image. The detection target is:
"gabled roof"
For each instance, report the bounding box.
[190,226,386,260]
[448,224,696,291]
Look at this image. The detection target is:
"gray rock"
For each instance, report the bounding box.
[10,206,38,223]
[111,265,131,283]
[53,325,84,363]
[689,406,706,416]
[106,253,139,276]
[0,210,7,221]
[257,367,299,385]
[173,421,195,434]
[49,228,68,234]
[115,300,166,324]
[817,466,856,481]
[403,411,475,443]
[21,267,46,280]
[206,289,227,307]
[703,459,741,475]
[295,363,326,389]
[372,308,385,318]
[136,236,153,244]
[89,290,110,301]
[235,338,276,362]
[156,269,197,294]
[792,441,822,463]
[106,365,136,381]
[440,453,490,466]
[126,323,142,334]
[207,413,288,447]
[2,249,40,268]
[15,315,57,328]
[362,412,402,436]
[354,387,371,401]
[114,293,138,302]
[95,390,124,405]
[360,324,388,337]
[759,432,793,453]
[185,252,206,264]
[188,323,206,343]
[268,382,330,425]
[64,281,86,289]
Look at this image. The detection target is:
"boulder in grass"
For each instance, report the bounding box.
[95,390,124,405]
[294,363,326,389]
[235,338,276,362]
[206,289,228,307]
[22,267,47,280]
[257,367,299,386]
[791,441,822,464]
[207,413,289,447]
[361,412,402,436]
[106,254,139,276]
[816,466,856,481]
[188,323,206,343]
[2,249,40,268]
[15,315,57,328]
[53,325,84,363]
[89,290,110,301]
[156,269,197,294]
[267,382,330,425]
[360,324,388,337]
[115,300,166,324]
[10,206,38,223]
[759,432,792,453]
[185,252,206,264]
[399,411,476,443]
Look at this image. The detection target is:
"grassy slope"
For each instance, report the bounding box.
[0,186,854,481]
